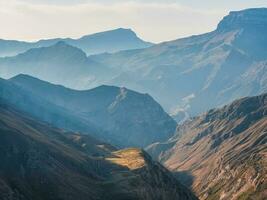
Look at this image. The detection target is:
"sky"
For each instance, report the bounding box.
[0,0,266,43]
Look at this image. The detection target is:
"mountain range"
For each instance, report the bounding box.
[0,7,266,200]
[0,99,196,200]
[0,8,266,119]
[1,74,176,148]
[1,75,266,200]
[147,93,267,200]
[90,8,267,116]
[0,41,112,89]
[0,28,153,57]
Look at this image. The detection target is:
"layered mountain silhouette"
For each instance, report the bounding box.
[1,8,266,119]
[90,8,267,117]
[0,41,115,89]
[0,100,196,200]
[0,28,153,57]
[147,93,267,200]
[0,7,266,200]
[1,74,176,148]
[0,75,103,136]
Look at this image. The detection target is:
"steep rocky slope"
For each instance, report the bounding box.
[147,93,267,200]
[0,101,196,200]
[3,75,177,148]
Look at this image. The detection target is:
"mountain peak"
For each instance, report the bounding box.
[10,74,60,87]
[81,28,137,39]
[217,8,267,31]
[16,40,88,61]
[0,28,153,57]
[107,28,135,33]
[50,41,85,52]
[10,74,38,82]
[53,40,69,47]
[112,28,136,35]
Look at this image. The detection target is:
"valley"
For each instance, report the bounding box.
[0,6,266,200]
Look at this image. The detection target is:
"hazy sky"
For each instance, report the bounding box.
[0,0,266,43]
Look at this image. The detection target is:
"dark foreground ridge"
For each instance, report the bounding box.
[0,101,197,200]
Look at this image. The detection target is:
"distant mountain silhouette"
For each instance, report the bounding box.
[0,28,153,57]
[0,41,114,89]
[91,8,267,117]
[147,93,267,200]
[1,8,266,120]
[5,74,177,148]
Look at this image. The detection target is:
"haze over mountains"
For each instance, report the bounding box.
[0,8,266,119]
[0,28,153,57]
[0,6,266,200]
[91,8,267,116]
[0,41,113,89]
[2,74,176,148]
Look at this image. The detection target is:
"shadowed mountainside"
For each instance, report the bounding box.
[0,102,197,200]
[2,75,177,148]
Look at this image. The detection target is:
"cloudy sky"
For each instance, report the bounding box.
[0,0,266,43]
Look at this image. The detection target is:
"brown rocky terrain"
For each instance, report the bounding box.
[147,93,267,200]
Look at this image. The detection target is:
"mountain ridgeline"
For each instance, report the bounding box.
[0,7,266,200]
[0,28,153,57]
[0,41,116,89]
[91,8,267,116]
[0,8,266,119]
[2,74,177,148]
[0,101,196,200]
[147,93,267,200]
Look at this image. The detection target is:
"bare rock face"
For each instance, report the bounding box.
[147,93,267,200]
[0,103,196,200]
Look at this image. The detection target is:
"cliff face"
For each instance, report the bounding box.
[0,103,196,200]
[147,93,267,200]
